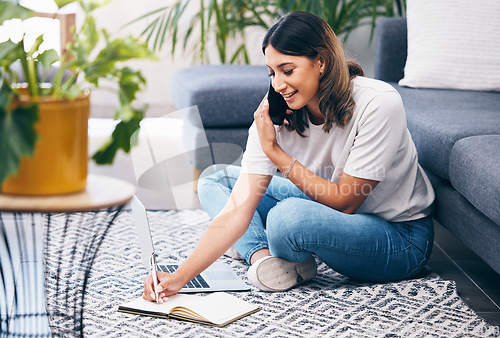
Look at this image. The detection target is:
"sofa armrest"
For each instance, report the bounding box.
[170,65,268,128]
[374,17,408,82]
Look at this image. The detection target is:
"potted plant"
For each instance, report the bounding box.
[0,0,155,195]
[128,0,405,64]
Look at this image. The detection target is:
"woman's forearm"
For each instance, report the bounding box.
[173,173,272,286]
[265,144,378,214]
[174,212,248,285]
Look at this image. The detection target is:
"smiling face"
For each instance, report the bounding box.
[265,45,324,122]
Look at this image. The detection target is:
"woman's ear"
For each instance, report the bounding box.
[318,56,325,75]
[317,55,325,75]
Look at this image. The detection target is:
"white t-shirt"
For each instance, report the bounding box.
[241,76,434,222]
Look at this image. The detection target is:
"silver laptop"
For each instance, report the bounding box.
[130,195,250,293]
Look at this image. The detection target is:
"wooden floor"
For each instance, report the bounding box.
[428,221,500,326]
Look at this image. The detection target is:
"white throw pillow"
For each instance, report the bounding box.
[399,0,500,92]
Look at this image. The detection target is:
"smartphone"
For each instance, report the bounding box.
[267,81,289,126]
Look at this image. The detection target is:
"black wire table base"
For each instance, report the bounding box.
[1,213,49,337]
[1,205,124,337]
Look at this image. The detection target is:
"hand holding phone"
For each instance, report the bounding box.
[267,81,290,126]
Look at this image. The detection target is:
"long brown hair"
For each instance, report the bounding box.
[262,11,363,135]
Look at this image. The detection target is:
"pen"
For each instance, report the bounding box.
[151,252,159,303]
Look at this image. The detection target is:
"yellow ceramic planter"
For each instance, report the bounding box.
[2,92,90,195]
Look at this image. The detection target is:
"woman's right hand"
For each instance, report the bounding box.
[143,270,186,303]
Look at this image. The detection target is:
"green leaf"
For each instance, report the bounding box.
[0,40,22,68]
[0,1,33,25]
[118,67,146,104]
[152,12,167,52]
[78,0,112,13]
[27,35,44,58]
[101,36,155,62]
[0,98,39,187]
[123,5,170,29]
[54,0,77,9]
[79,15,99,54]
[56,0,112,13]
[0,40,16,59]
[229,43,248,64]
[0,81,13,113]
[35,49,60,70]
[113,103,134,122]
[84,36,155,84]
[91,114,143,164]
[63,83,84,100]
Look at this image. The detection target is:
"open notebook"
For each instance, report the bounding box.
[118,292,260,327]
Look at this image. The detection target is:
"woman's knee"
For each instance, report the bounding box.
[266,198,314,260]
[266,198,309,244]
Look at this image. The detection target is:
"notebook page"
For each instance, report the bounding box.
[181,292,259,326]
[120,294,198,314]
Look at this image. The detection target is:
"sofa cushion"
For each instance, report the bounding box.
[399,0,500,92]
[449,135,500,225]
[390,83,500,180]
[170,65,268,128]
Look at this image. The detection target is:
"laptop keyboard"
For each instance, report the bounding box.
[159,264,210,289]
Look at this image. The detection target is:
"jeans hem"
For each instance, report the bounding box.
[243,244,269,265]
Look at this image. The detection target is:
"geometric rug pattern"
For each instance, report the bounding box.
[44,210,500,337]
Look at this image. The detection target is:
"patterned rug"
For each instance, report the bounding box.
[43,210,499,337]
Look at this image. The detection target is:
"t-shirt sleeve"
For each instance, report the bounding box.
[343,90,407,181]
[240,122,277,176]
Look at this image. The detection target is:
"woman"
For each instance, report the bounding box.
[143,11,435,301]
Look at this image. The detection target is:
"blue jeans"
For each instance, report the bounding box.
[197,165,434,282]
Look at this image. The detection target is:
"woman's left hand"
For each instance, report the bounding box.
[254,97,278,155]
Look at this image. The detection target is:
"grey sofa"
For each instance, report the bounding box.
[171,17,500,274]
[375,18,500,274]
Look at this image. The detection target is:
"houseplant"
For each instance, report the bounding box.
[128,0,405,64]
[127,0,267,64]
[0,0,155,194]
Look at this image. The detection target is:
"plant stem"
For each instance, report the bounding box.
[26,57,38,97]
[51,54,68,98]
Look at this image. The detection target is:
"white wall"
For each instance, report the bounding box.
[82,0,195,117]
